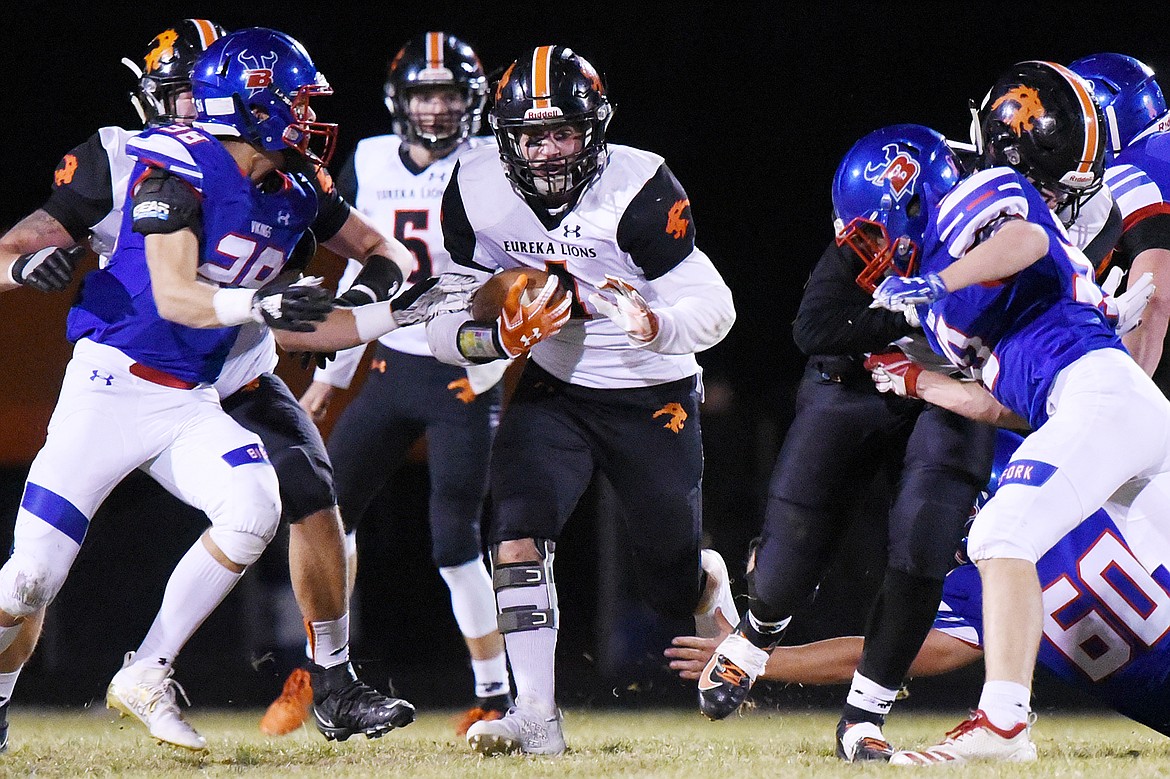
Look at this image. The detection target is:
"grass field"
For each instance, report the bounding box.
[3,707,1168,777]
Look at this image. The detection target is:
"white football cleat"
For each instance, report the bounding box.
[694,548,740,638]
[466,704,565,756]
[106,652,207,751]
[890,709,1036,766]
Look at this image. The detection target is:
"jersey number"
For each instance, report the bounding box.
[199,234,286,287]
[394,210,432,283]
[544,261,590,319]
[1043,530,1170,681]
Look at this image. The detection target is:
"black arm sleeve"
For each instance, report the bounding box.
[1084,200,1124,268]
[792,240,916,357]
[41,132,115,241]
[130,168,202,237]
[441,162,491,272]
[1118,209,1170,263]
[615,163,695,280]
[284,154,350,243]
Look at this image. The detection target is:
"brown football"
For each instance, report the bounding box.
[470,268,566,321]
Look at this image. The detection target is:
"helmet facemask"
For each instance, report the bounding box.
[236,81,337,166]
[392,84,477,151]
[835,209,920,293]
[492,109,611,206]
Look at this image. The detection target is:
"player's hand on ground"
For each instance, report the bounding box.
[252,275,334,331]
[864,350,923,398]
[589,274,659,342]
[498,274,572,357]
[1100,267,1155,336]
[664,608,734,680]
[10,245,86,292]
[298,380,335,423]
[871,272,948,311]
[391,273,480,326]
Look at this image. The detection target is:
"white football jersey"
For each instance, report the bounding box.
[315,134,507,392]
[445,143,731,388]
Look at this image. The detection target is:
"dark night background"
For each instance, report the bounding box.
[1,1,1167,722]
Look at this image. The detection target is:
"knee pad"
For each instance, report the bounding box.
[0,550,69,617]
[208,527,273,567]
[490,540,558,633]
[439,556,499,639]
[273,447,337,525]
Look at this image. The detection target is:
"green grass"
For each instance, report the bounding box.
[2,707,1168,777]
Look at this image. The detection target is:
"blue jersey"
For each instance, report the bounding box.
[935,509,1170,736]
[66,124,319,383]
[918,167,1123,427]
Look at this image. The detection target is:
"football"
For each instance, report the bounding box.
[470,267,566,321]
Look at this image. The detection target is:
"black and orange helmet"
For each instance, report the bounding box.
[124,19,227,126]
[489,45,613,205]
[384,32,487,150]
[978,60,1105,218]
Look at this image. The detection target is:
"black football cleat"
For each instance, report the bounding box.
[308,662,415,742]
[697,633,768,720]
[836,719,895,762]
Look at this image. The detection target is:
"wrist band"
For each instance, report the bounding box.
[352,302,396,342]
[212,287,258,326]
[457,321,506,363]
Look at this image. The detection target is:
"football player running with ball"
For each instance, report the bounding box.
[426,44,738,756]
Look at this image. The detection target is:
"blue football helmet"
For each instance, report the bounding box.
[191,27,337,164]
[832,124,962,292]
[1069,53,1167,162]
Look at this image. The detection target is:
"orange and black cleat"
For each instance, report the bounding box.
[697,632,769,720]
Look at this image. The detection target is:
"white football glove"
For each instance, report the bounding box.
[589,274,659,343]
[1100,267,1156,336]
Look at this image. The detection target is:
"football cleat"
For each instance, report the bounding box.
[466,704,565,756]
[836,719,895,762]
[890,709,1037,766]
[308,662,415,741]
[697,633,769,720]
[455,690,513,737]
[105,652,207,750]
[259,667,314,736]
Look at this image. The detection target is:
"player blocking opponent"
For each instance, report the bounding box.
[862,60,1170,764]
[0,26,425,752]
[425,44,739,756]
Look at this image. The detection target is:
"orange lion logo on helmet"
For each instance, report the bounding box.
[991,86,1047,135]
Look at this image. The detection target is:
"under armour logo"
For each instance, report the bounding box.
[370,358,387,373]
[521,329,541,347]
[278,211,291,226]
[653,402,687,433]
[563,224,581,238]
[428,171,448,182]
[90,370,114,386]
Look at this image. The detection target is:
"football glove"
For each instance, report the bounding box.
[588,275,660,343]
[10,245,86,292]
[391,273,480,327]
[863,350,924,398]
[871,272,948,312]
[253,275,334,332]
[335,254,404,308]
[498,274,572,357]
[1100,267,1156,336]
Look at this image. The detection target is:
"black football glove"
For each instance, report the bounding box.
[335,254,404,307]
[10,245,86,292]
[298,350,337,370]
[252,275,333,332]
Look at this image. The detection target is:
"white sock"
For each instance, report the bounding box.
[846,672,899,718]
[0,667,21,708]
[307,613,350,668]
[134,541,242,671]
[471,653,509,699]
[440,557,499,639]
[978,680,1031,730]
[496,579,556,716]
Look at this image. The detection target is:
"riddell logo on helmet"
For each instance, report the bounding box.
[863,144,920,201]
[1061,171,1097,187]
[992,86,1046,135]
[524,107,564,120]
